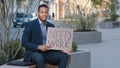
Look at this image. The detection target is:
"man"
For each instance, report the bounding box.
[22,4,68,68]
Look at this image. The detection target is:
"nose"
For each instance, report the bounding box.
[42,12,47,14]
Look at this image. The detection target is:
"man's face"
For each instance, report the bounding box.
[38,7,49,22]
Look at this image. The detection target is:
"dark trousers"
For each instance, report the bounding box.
[31,50,68,68]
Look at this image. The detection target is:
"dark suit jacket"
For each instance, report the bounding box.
[22,18,55,62]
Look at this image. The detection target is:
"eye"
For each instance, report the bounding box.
[39,11,48,14]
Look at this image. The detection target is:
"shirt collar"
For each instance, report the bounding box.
[38,18,47,25]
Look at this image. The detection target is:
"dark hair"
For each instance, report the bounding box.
[38,4,49,11]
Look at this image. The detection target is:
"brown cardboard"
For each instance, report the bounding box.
[46,27,73,50]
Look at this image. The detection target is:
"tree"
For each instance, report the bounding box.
[91,0,103,8]
[61,0,97,31]
[75,0,97,31]
[0,0,42,65]
[0,0,22,65]
[108,0,119,21]
[91,0,111,16]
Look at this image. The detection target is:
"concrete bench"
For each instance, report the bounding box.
[0,50,91,68]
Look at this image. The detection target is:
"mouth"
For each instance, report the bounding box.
[42,16,47,19]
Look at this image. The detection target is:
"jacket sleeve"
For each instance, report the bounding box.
[22,23,38,52]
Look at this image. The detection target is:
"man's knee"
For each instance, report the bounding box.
[31,52,44,63]
[59,53,68,60]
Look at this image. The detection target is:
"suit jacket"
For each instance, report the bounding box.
[22,18,55,62]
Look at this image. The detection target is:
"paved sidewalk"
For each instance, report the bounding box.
[78,28,120,68]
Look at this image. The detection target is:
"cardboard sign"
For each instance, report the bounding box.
[46,27,73,50]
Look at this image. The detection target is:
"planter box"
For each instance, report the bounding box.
[0,50,91,68]
[99,21,120,28]
[67,50,91,68]
[73,31,102,45]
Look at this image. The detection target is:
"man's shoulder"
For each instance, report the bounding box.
[29,19,38,24]
[27,19,38,25]
[24,19,38,29]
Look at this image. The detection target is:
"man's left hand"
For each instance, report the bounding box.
[61,48,73,54]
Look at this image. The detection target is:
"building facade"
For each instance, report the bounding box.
[46,0,92,20]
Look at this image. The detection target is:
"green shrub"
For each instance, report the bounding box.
[72,42,78,51]
[0,39,24,65]
[105,14,119,21]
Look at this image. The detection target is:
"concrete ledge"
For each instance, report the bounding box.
[67,50,91,68]
[0,50,91,68]
[73,31,102,45]
[99,21,120,28]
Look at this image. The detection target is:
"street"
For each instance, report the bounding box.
[78,28,120,68]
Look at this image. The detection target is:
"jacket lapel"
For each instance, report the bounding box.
[46,21,52,31]
[35,19,43,38]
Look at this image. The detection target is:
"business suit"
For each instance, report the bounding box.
[22,18,68,68]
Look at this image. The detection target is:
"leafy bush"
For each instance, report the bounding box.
[105,14,119,21]
[74,14,97,32]
[61,14,97,32]
[0,39,24,65]
[72,42,78,51]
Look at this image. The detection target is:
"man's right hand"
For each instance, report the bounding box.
[38,45,51,52]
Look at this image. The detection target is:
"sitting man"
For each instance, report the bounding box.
[22,4,72,68]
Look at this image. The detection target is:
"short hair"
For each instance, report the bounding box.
[38,4,49,11]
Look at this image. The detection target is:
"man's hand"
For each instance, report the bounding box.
[61,48,73,54]
[38,45,51,52]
